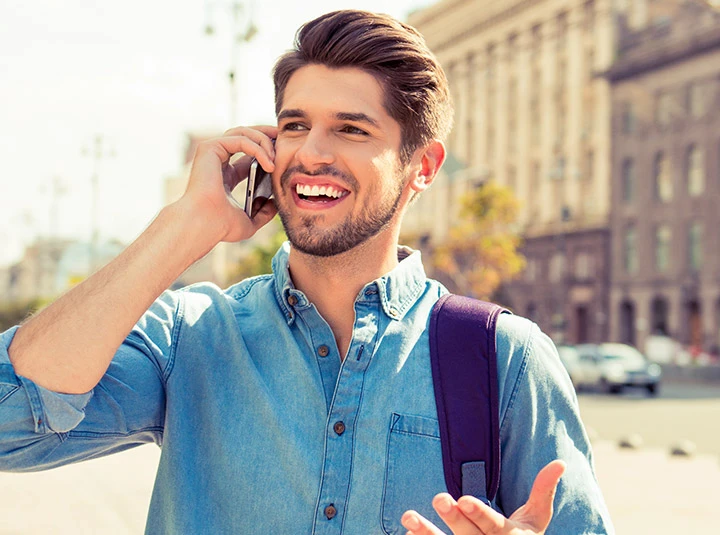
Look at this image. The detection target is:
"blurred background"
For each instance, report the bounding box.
[1,0,720,533]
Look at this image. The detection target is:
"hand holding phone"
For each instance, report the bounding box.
[244,159,273,218]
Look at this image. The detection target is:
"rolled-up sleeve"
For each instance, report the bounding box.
[495,315,615,534]
[0,290,180,472]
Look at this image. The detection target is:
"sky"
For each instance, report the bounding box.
[0,0,436,266]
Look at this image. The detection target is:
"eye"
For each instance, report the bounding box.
[340,125,369,136]
[280,121,308,132]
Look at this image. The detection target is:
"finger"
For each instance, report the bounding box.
[208,136,275,176]
[431,493,486,535]
[519,460,566,529]
[454,495,508,534]
[401,510,447,535]
[222,155,253,191]
[223,125,277,158]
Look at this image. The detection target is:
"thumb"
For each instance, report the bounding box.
[513,460,566,531]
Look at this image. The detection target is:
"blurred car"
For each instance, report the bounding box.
[574,343,662,396]
[556,345,603,392]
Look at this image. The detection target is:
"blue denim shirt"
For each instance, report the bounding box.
[0,244,613,534]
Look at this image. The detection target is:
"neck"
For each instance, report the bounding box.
[287,233,400,358]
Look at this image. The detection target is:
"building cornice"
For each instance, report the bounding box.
[605,24,720,81]
[410,0,547,53]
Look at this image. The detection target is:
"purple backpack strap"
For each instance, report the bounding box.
[429,294,509,504]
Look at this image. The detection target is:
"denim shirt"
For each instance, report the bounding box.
[0,243,613,534]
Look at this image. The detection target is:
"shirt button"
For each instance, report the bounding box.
[388,307,399,318]
[318,345,330,357]
[324,504,337,519]
[287,295,298,306]
[333,421,346,435]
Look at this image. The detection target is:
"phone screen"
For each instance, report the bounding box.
[244,159,273,218]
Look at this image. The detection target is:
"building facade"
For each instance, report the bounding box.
[406,0,718,347]
[407,0,632,343]
[606,0,720,352]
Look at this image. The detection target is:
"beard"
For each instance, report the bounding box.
[276,164,404,258]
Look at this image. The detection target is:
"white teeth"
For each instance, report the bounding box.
[295,183,347,199]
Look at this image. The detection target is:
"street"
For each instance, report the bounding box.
[0,378,718,534]
[578,380,720,459]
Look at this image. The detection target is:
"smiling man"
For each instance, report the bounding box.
[0,10,613,535]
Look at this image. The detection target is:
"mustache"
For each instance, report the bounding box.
[280,164,359,191]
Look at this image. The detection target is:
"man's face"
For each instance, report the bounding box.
[272,64,408,257]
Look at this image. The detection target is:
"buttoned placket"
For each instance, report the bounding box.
[310,286,382,534]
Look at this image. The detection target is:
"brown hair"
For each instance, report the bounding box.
[272,10,453,164]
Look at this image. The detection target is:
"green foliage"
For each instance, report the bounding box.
[0,298,45,331]
[230,222,288,280]
[413,181,525,301]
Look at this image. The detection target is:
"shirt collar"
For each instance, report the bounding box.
[272,242,427,325]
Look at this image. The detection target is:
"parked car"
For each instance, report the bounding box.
[557,343,662,396]
[575,343,662,396]
[556,345,603,392]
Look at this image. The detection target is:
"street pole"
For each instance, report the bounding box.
[204,0,258,126]
[82,135,114,274]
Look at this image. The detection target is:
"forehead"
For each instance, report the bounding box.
[280,65,395,125]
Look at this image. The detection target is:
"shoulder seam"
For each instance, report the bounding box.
[499,320,537,431]
[230,274,274,302]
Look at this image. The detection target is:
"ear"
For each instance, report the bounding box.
[408,141,446,193]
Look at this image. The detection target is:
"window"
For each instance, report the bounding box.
[486,44,496,159]
[530,93,540,146]
[622,158,635,202]
[507,166,517,192]
[655,225,671,273]
[654,152,673,202]
[585,150,594,182]
[575,251,594,279]
[687,82,706,118]
[550,252,566,282]
[689,222,703,271]
[686,145,705,196]
[556,12,568,51]
[624,225,638,274]
[656,91,673,126]
[551,156,566,180]
[584,1,595,33]
[508,78,518,155]
[621,102,636,134]
[525,258,538,282]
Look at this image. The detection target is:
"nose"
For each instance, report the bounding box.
[294,129,335,170]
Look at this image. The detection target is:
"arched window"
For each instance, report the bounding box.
[655,224,671,273]
[654,152,673,202]
[622,158,635,202]
[686,144,705,196]
[624,225,638,274]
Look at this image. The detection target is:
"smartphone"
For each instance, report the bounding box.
[244,158,273,218]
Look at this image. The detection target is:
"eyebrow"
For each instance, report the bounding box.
[277,109,380,129]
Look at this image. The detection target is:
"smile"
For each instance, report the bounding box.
[295,183,350,201]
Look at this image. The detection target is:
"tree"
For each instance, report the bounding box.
[409,181,525,301]
[229,220,288,280]
[0,298,45,331]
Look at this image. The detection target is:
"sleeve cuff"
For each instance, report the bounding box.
[1,326,93,434]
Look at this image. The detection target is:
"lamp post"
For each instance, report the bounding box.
[82,135,114,274]
[204,0,258,126]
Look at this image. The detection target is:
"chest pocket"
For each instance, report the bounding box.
[381,413,446,534]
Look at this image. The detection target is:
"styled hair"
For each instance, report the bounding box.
[272,10,453,164]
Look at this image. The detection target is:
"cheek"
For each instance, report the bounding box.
[368,151,404,189]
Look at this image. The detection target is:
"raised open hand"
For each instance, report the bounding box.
[401,460,566,535]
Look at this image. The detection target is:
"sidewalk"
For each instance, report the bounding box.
[0,441,718,534]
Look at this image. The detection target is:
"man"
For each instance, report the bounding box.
[0,10,613,535]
